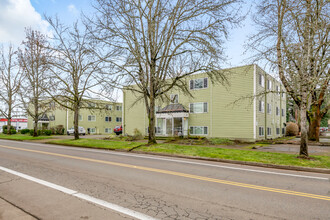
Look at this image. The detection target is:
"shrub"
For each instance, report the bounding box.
[10,129,17,134]
[209,138,234,145]
[125,129,143,141]
[20,129,30,134]
[43,130,52,136]
[286,122,299,136]
[55,125,65,135]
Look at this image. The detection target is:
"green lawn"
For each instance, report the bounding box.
[48,139,142,150]
[0,134,53,141]
[47,139,330,169]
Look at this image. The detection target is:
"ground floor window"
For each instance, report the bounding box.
[89,128,96,133]
[259,127,264,136]
[282,128,285,135]
[105,128,112,133]
[267,127,272,135]
[189,126,208,135]
[276,127,280,135]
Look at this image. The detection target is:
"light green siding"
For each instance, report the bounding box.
[124,64,286,140]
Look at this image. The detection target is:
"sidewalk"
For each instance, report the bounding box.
[0,198,36,220]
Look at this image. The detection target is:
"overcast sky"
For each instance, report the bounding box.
[0,0,256,68]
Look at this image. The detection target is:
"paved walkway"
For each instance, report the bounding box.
[0,198,36,220]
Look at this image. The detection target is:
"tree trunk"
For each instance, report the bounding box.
[308,104,321,142]
[7,108,12,135]
[74,104,79,140]
[148,95,157,145]
[299,97,309,157]
[33,101,39,137]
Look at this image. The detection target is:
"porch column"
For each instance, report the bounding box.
[172,117,174,136]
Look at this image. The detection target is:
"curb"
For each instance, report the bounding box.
[45,141,330,174]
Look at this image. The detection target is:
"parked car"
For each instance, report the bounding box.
[67,126,86,136]
[114,125,122,135]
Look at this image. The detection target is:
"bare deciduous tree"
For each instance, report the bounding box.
[250,0,329,157]
[0,45,24,134]
[45,17,104,140]
[18,28,51,137]
[88,0,242,144]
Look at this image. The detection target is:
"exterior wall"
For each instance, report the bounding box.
[27,101,123,135]
[124,64,285,141]
[255,66,286,140]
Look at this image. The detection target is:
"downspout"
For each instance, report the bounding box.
[265,75,267,140]
[253,64,257,140]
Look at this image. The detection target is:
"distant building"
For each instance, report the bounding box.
[123,64,286,141]
[27,99,123,135]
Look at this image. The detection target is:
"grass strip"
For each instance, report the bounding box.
[0,134,53,141]
[48,139,330,169]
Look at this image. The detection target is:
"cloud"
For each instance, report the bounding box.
[67,4,78,15]
[0,0,49,45]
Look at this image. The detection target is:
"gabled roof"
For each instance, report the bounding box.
[156,104,188,113]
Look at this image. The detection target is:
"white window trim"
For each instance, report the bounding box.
[105,116,111,122]
[116,105,122,111]
[190,78,208,90]
[90,128,96,133]
[267,127,272,136]
[106,104,113,110]
[189,102,208,114]
[259,127,264,136]
[88,115,96,122]
[259,74,265,87]
[267,103,272,114]
[259,101,265,113]
[79,115,83,121]
[189,126,208,135]
[105,128,112,133]
[116,117,122,122]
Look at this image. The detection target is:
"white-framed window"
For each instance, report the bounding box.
[282,128,285,135]
[190,78,208,90]
[78,115,83,121]
[190,102,208,113]
[259,127,264,136]
[276,85,280,95]
[105,128,112,133]
[190,126,208,135]
[282,91,285,98]
[276,107,279,116]
[116,117,122,122]
[276,127,280,135]
[105,116,111,122]
[267,103,272,114]
[170,94,179,104]
[259,100,264,113]
[267,79,272,90]
[106,104,113,110]
[90,128,96,133]
[49,115,55,121]
[282,108,285,117]
[259,74,265,87]
[88,115,96,121]
[267,127,272,135]
[88,103,96,108]
[116,105,122,111]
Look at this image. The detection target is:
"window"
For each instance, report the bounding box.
[105,116,111,122]
[170,94,179,104]
[276,85,280,95]
[267,127,272,135]
[88,103,96,108]
[281,108,285,117]
[190,78,208,90]
[259,100,264,113]
[276,128,280,135]
[116,105,122,111]
[282,91,285,98]
[259,74,264,87]
[190,102,208,113]
[88,115,96,121]
[105,128,112,133]
[116,117,122,122]
[79,115,83,121]
[259,127,264,136]
[49,115,55,121]
[267,80,272,90]
[276,107,279,116]
[267,103,271,114]
[190,126,208,135]
[49,101,56,108]
[282,128,285,135]
[106,104,113,110]
[90,128,96,133]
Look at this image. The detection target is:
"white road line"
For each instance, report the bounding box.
[0,166,156,220]
[0,139,328,181]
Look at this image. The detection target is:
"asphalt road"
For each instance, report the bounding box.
[0,139,329,220]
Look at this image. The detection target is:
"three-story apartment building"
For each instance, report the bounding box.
[123,64,286,141]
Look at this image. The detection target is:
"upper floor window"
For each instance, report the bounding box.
[259,100,264,113]
[190,102,207,113]
[282,108,285,117]
[88,103,96,108]
[259,74,264,87]
[78,115,83,121]
[105,116,112,122]
[116,117,122,122]
[116,105,122,111]
[170,94,178,104]
[88,115,96,121]
[190,78,208,90]
[49,115,55,121]
[267,103,272,114]
[276,106,279,116]
[276,85,280,95]
[106,104,113,110]
[267,79,272,90]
